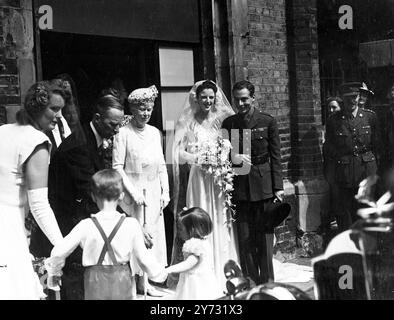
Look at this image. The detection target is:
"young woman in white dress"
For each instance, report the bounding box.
[170,80,239,290]
[0,81,65,299]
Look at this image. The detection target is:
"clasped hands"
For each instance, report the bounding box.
[44,255,65,281]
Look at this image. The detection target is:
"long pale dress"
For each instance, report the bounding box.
[0,124,51,299]
[174,238,222,300]
[113,123,169,275]
[182,117,239,290]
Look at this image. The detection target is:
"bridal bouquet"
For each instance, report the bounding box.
[194,136,236,225]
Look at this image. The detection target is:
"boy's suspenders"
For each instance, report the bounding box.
[90,215,126,266]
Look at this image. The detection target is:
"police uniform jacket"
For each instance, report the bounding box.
[222,107,283,202]
[325,107,379,188]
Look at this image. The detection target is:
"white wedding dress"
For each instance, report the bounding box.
[170,80,239,292]
[183,116,239,290]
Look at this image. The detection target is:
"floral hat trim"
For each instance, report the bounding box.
[128,85,158,105]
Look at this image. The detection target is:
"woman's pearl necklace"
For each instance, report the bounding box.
[131,119,146,137]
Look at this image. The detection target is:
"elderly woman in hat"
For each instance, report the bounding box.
[112,85,169,296]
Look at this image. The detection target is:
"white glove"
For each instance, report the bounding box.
[28,188,63,246]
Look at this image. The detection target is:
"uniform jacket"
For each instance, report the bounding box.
[325,107,379,188]
[222,108,283,202]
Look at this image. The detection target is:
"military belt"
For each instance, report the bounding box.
[251,153,269,165]
[352,148,370,157]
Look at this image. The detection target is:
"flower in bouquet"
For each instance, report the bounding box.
[195,136,236,226]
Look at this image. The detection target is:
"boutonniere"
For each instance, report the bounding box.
[102,138,112,150]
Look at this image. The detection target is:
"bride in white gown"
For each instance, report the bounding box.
[170,80,239,290]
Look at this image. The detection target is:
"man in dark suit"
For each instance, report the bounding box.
[222,80,284,285]
[324,83,380,232]
[30,94,124,299]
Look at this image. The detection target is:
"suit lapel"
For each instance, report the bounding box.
[46,131,57,157]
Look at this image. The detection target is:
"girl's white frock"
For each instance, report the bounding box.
[0,124,50,299]
[174,238,223,300]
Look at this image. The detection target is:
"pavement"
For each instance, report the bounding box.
[137,252,315,300]
[273,255,315,299]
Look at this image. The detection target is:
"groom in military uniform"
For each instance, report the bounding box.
[222,80,284,284]
[324,82,380,232]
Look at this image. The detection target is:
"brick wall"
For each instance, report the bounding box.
[244,0,291,177]
[239,0,326,242]
[241,0,298,252]
[288,0,324,181]
[242,0,324,182]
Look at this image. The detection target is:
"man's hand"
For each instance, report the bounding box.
[142,226,153,249]
[274,190,284,202]
[232,153,252,166]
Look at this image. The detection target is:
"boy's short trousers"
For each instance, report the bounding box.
[84,264,134,300]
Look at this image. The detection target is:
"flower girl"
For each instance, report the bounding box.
[165,207,223,300]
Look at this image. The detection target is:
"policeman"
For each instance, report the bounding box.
[222,80,284,285]
[325,82,380,232]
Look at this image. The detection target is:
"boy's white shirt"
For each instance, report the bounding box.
[51,210,164,280]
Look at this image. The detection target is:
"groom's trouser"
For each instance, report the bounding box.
[235,200,274,285]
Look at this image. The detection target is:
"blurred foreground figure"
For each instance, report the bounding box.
[313,172,394,300]
[218,260,311,300]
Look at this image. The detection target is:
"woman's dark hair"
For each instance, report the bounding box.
[326,96,343,105]
[16,81,66,126]
[55,73,80,108]
[90,169,123,201]
[95,94,124,116]
[196,80,218,97]
[50,76,81,132]
[179,207,213,240]
[232,80,255,97]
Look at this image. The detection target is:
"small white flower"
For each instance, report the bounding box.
[102,139,110,149]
